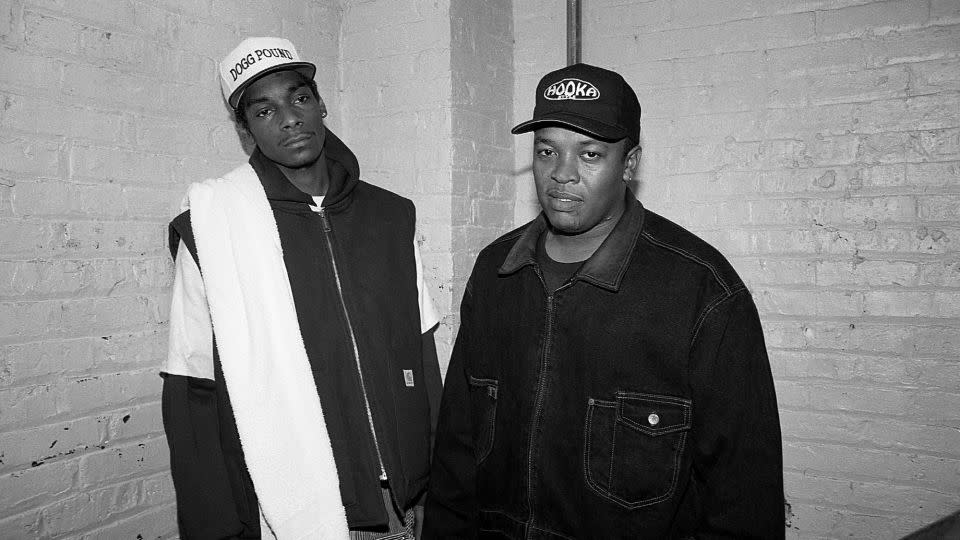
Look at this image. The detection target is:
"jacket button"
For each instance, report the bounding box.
[648,412,660,426]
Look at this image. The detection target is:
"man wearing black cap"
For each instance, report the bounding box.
[423,63,784,539]
[162,37,441,539]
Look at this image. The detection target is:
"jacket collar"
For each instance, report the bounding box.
[248,128,361,208]
[498,189,645,292]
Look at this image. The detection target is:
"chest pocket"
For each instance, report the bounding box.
[584,391,692,509]
[468,375,498,464]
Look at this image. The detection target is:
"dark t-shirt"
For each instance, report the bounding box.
[537,232,585,293]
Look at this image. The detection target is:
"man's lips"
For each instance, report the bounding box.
[545,189,583,212]
[547,189,583,203]
[282,133,313,146]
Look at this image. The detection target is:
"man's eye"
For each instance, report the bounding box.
[294,94,310,104]
[583,151,602,160]
[255,108,272,118]
[536,148,555,157]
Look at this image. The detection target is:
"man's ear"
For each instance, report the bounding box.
[233,113,257,155]
[623,144,642,182]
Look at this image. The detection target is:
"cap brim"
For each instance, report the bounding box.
[228,62,317,108]
[511,111,629,142]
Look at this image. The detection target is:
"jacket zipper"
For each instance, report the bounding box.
[525,269,572,537]
[526,269,578,537]
[319,208,388,481]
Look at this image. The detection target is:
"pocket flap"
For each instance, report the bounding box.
[616,392,692,436]
[468,375,498,399]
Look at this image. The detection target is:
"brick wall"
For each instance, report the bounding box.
[449,0,514,357]
[4,0,955,537]
[0,1,340,537]
[515,1,960,538]
[340,0,458,364]
[341,0,514,372]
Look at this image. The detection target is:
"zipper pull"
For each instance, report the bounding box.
[318,208,332,232]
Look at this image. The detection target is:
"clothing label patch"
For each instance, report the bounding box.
[403,369,415,387]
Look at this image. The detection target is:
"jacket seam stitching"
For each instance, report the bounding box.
[690,285,747,348]
[490,224,529,248]
[608,419,618,488]
[616,393,692,434]
[583,399,686,509]
[608,214,644,288]
[530,525,577,540]
[640,231,734,294]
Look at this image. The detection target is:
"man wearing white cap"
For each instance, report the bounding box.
[161,37,441,539]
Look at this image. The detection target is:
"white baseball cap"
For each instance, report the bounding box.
[219,37,316,109]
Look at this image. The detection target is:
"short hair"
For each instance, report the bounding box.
[232,71,320,131]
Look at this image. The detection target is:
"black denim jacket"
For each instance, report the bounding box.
[424,192,784,539]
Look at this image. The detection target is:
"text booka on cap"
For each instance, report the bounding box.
[544,78,600,101]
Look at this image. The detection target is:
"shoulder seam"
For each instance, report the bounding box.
[640,230,735,294]
[689,285,748,347]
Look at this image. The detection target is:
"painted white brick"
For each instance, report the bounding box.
[785,470,960,517]
[1,93,123,145]
[779,409,960,454]
[27,0,138,30]
[76,503,177,540]
[0,416,102,471]
[815,259,920,287]
[0,459,77,516]
[38,479,143,537]
[0,134,62,178]
[78,436,169,490]
[784,441,960,492]
[771,350,960,390]
[786,501,932,540]
[815,0,930,38]
[69,144,180,184]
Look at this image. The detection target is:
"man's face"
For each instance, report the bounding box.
[241,70,326,169]
[532,126,639,236]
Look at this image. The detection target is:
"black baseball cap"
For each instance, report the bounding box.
[512,63,641,144]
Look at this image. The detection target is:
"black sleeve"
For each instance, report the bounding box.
[421,325,443,454]
[169,210,199,267]
[689,288,785,539]
[164,213,259,538]
[422,280,479,539]
[162,374,248,539]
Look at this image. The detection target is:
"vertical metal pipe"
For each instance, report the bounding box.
[566,0,581,65]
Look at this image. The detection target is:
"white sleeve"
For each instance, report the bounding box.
[414,239,440,334]
[164,240,216,380]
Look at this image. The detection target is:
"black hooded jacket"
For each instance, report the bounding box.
[162,130,442,538]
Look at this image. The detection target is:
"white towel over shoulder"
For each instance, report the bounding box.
[186,163,348,539]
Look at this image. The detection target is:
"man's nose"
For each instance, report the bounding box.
[278,105,302,129]
[551,153,578,184]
